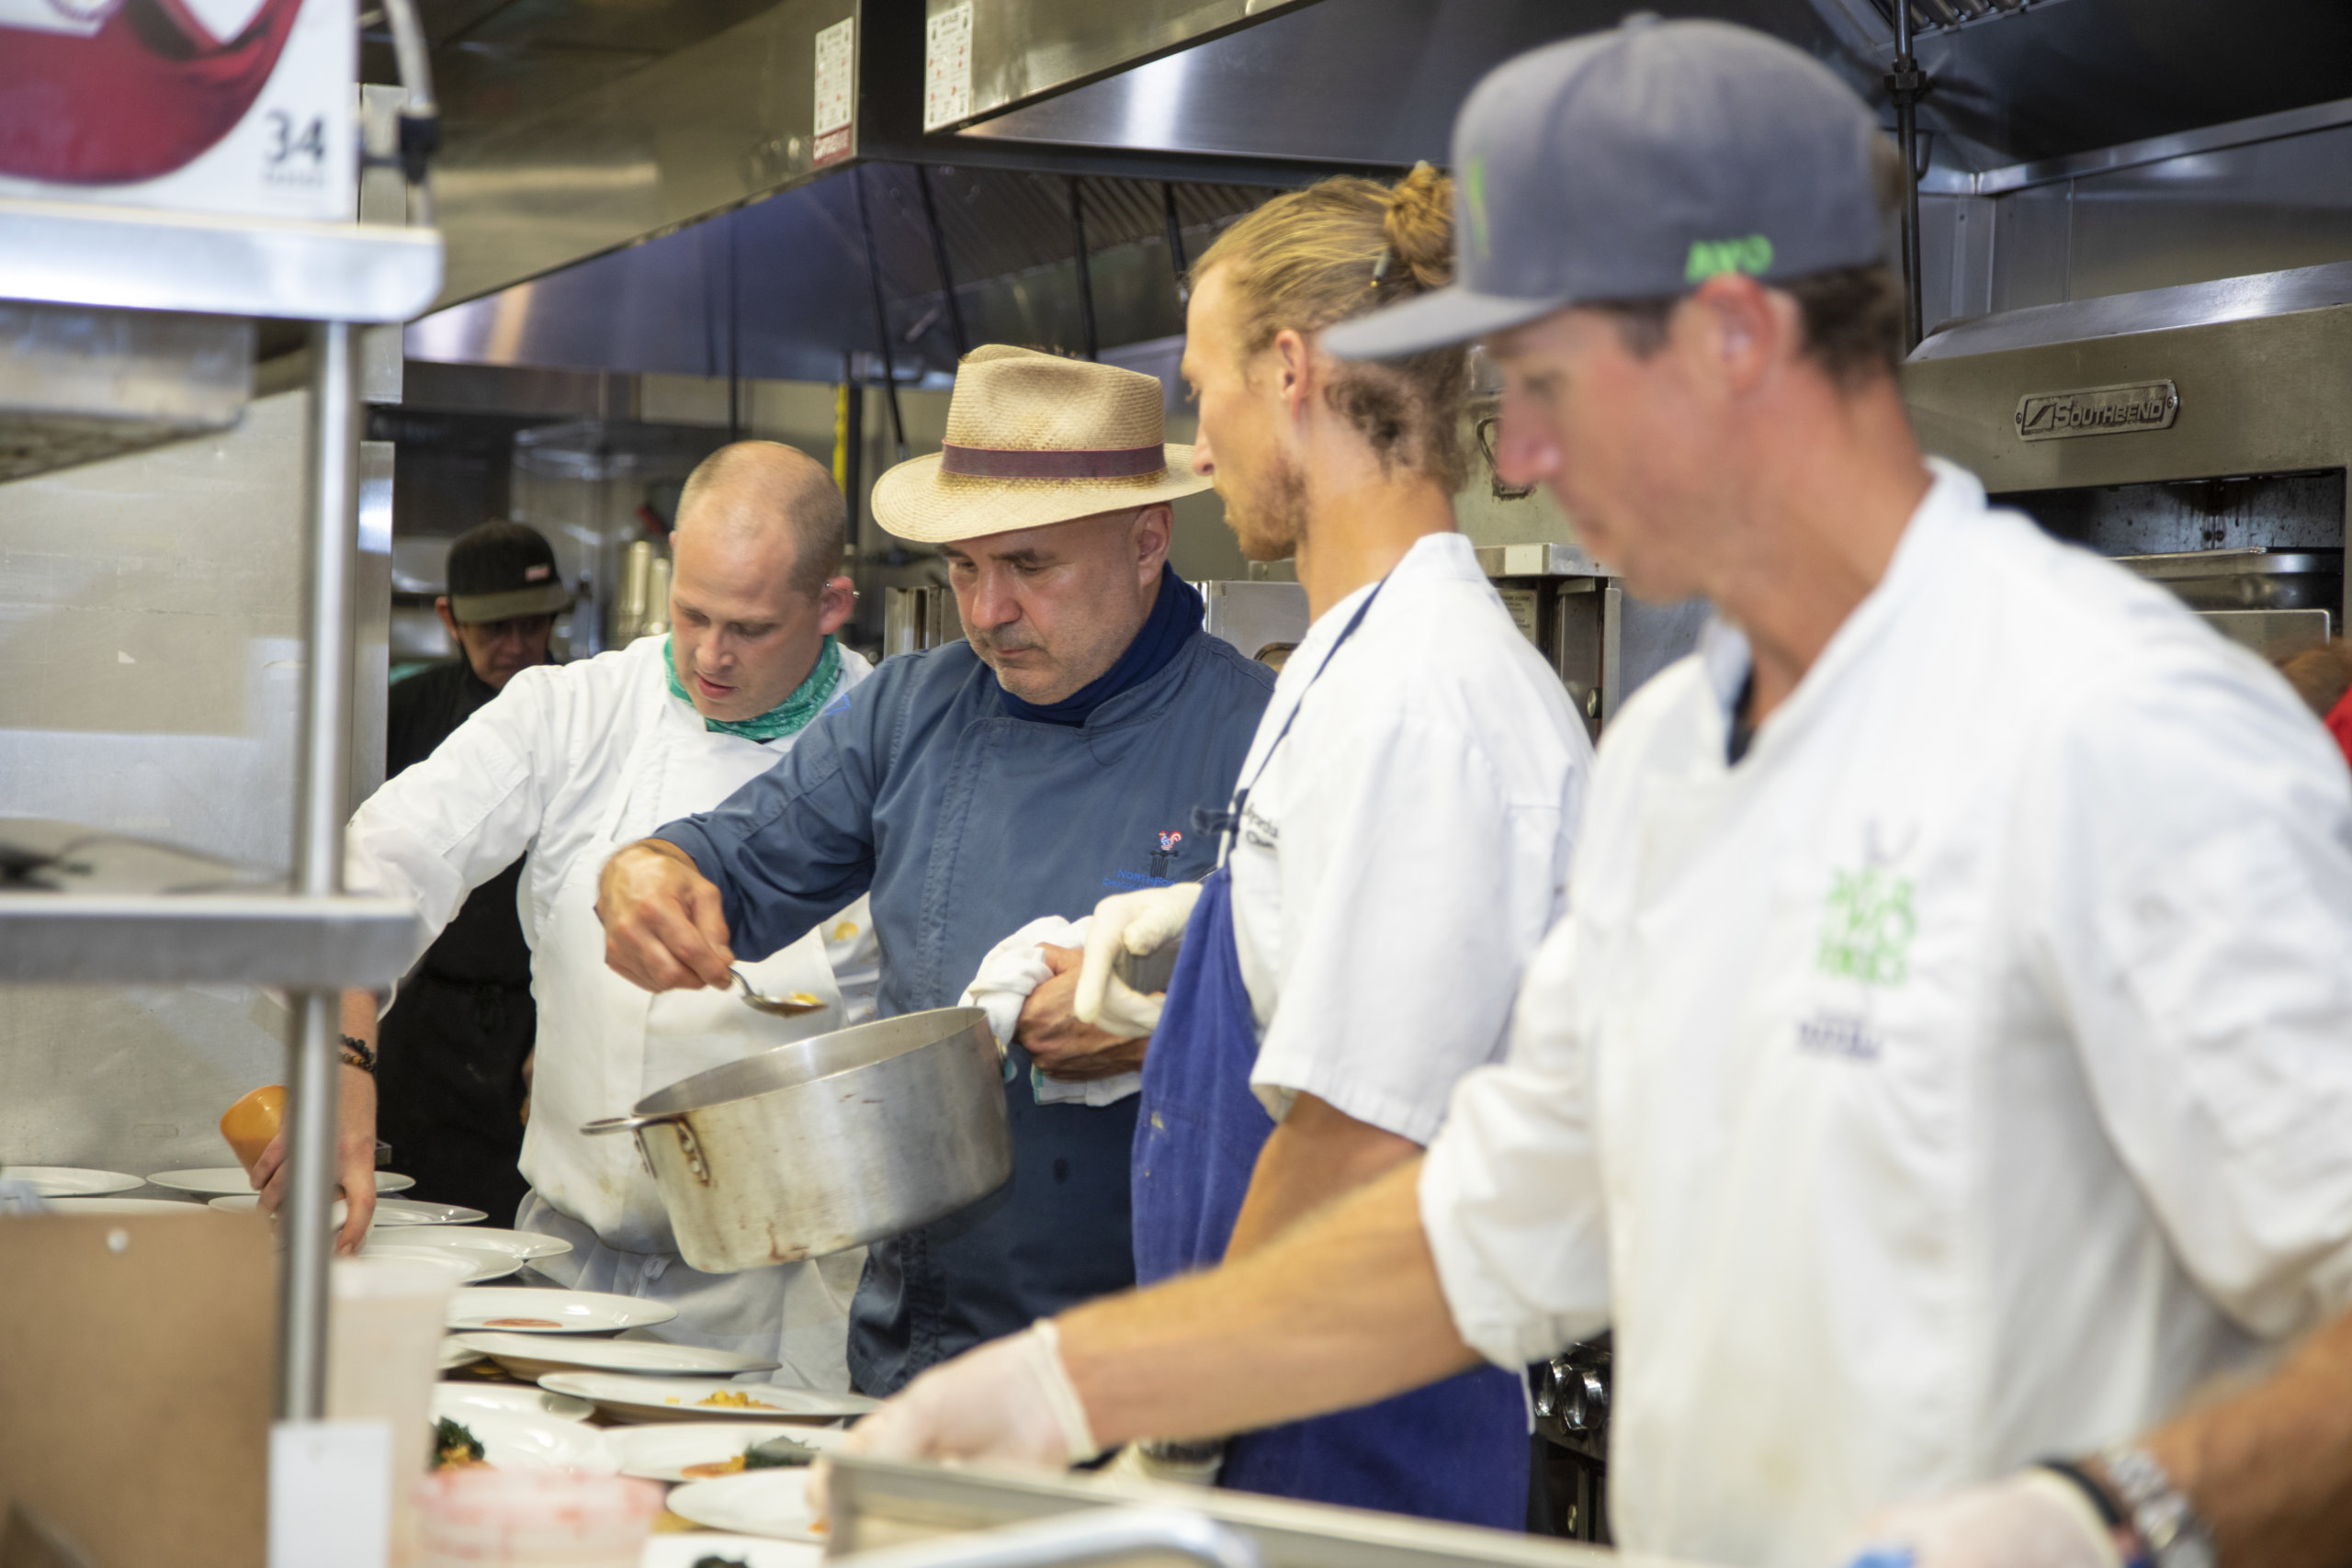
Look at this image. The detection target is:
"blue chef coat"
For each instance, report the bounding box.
[654,624,1274,1394]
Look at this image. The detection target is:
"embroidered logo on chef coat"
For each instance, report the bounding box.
[1815,865,1917,987]
[1148,829,1183,879]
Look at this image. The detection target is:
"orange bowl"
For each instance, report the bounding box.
[220,1083,287,1176]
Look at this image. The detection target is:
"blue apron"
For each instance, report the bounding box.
[1129,588,1529,1529]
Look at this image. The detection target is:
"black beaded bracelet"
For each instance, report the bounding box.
[338,1033,378,1075]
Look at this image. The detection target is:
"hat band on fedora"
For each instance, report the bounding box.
[939,442,1167,479]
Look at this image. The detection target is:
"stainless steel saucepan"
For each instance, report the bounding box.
[581,1007,1011,1273]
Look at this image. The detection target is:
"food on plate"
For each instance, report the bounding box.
[695,1390,781,1411]
[483,1317,561,1328]
[433,1417,486,1470]
[219,1084,287,1176]
[678,1432,823,1479]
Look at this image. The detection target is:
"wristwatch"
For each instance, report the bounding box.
[2098,1444,2218,1568]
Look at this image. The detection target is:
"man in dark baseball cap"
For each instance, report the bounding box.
[371,518,570,1225]
[825,20,2352,1568]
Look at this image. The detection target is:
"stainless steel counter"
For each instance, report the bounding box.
[824,1455,1703,1568]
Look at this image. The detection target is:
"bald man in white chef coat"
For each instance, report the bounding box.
[263,442,880,1388]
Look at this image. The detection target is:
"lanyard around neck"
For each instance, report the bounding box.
[1216,576,1389,858]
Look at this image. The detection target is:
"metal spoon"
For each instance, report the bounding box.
[729,966,828,1017]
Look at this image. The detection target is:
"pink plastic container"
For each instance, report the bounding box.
[413,1470,664,1568]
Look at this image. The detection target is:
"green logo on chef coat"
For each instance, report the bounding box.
[1816,867,1916,987]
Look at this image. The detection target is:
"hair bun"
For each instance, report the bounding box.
[1380,162,1455,292]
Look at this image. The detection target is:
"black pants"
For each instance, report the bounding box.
[375,970,535,1224]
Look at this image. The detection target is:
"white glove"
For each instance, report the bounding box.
[1843,1470,2123,1568]
[1074,884,1203,1038]
[832,1319,1099,1472]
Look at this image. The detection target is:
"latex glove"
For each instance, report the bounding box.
[1843,1471,2123,1568]
[809,1322,1098,1523]
[1075,884,1204,1038]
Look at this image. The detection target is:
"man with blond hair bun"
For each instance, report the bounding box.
[854,168,1596,1527]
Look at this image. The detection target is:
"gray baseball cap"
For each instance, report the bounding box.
[1326,17,1890,361]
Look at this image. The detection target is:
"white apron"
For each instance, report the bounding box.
[515,667,868,1389]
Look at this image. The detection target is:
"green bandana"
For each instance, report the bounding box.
[664,634,842,742]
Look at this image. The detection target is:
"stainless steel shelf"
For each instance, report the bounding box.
[0,893,424,987]
[0,197,443,323]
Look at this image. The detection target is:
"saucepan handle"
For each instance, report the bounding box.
[579,1113,676,1136]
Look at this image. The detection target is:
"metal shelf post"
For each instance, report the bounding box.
[275,320,362,1419]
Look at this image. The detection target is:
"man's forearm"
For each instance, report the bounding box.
[2141,1305,2352,1568]
[1224,1092,1419,1258]
[1057,1158,1477,1450]
[339,988,380,1051]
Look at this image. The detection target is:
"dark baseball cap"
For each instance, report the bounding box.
[1326,17,1890,360]
[446,520,571,624]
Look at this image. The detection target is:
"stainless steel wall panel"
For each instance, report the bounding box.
[1902,299,2352,494]
[428,0,860,308]
[0,389,320,1175]
[933,0,1322,132]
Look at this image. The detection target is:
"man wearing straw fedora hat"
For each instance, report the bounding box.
[598,344,1276,1394]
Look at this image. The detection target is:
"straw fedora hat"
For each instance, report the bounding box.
[872,344,1212,543]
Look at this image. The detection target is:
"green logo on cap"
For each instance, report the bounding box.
[1684,234,1775,283]
[1465,156,1492,259]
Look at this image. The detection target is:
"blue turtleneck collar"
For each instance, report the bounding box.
[999,565,1203,727]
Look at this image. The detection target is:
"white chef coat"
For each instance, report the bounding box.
[1418,459,2352,1566]
[346,633,879,1388]
[1227,531,1594,1145]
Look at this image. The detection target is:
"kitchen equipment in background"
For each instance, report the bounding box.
[612,537,676,649]
[1474,547,1710,743]
[1201,580,1308,669]
[1531,1337,1611,1544]
[511,421,717,660]
[1905,262,2352,657]
[883,584,965,656]
[579,1007,1012,1273]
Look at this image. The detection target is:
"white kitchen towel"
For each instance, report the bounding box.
[957,915,1140,1107]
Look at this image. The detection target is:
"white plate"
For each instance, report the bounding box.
[41,1197,222,1216]
[639,1534,821,1568]
[0,1166,143,1197]
[364,1242,503,1284]
[152,1168,414,1197]
[666,1471,824,1541]
[373,1197,487,1226]
[432,1383,595,1424]
[610,1423,850,1484]
[446,1288,677,1335]
[537,1372,876,1425]
[452,1332,778,1382]
[439,1338,485,1371]
[378,1225,571,1262]
[432,1405,617,1473]
[208,1194,357,1227]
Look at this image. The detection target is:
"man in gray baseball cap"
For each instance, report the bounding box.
[824,20,2352,1568]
